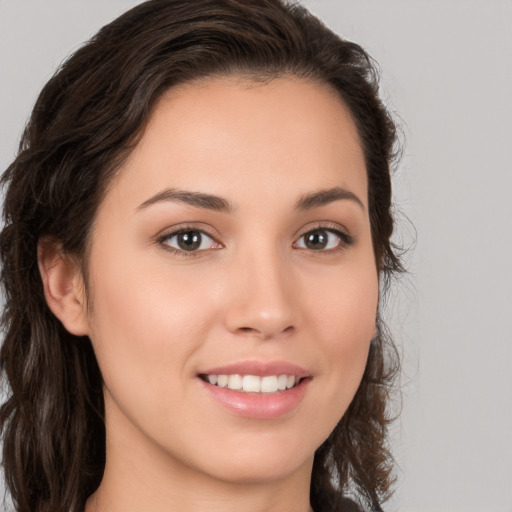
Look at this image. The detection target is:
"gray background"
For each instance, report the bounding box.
[1,1,511,511]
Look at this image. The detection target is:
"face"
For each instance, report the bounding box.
[82,77,378,486]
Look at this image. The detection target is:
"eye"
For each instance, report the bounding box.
[160,229,220,253]
[294,228,351,252]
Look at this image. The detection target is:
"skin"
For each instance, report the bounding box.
[40,76,378,512]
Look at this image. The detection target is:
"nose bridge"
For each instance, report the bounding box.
[224,238,296,338]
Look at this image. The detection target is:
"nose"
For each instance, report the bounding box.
[223,247,297,340]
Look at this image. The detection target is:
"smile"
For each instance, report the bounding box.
[201,374,300,393]
[197,361,311,418]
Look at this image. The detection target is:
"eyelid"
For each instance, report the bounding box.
[293,221,354,251]
[154,221,353,257]
[156,224,223,256]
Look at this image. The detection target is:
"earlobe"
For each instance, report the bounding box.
[38,239,90,336]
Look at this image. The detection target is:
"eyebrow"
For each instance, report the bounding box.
[295,187,365,211]
[137,188,234,213]
[137,185,364,214]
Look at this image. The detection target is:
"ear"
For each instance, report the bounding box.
[38,238,90,336]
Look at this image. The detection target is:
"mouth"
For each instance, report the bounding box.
[197,362,312,419]
[199,373,307,394]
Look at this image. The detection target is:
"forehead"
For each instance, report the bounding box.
[105,76,367,212]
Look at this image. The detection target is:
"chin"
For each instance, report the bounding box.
[185,432,318,485]
[205,456,311,485]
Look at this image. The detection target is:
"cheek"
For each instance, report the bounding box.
[310,258,378,341]
[309,261,378,406]
[84,251,218,405]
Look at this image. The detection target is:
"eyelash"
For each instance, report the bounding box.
[293,223,354,253]
[157,223,353,257]
[157,225,220,257]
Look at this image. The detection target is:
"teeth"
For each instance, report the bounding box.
[217,375,228,388]
[242,375,261,392]
[260,376,278,393]
[205,374,299,393]
[228,374,243,390]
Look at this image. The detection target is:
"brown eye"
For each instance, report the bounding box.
[303,230,329,250]
[295,228,351,251]
[162,230,217,252]
[178,231,202,250]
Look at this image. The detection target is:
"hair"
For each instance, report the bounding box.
[0,1,403,511]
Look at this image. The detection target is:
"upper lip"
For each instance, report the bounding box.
[198,360,311,379]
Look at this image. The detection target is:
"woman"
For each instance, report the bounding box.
[0,1,403,511]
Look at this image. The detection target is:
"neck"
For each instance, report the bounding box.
[86,459,314,512]
[86,409,314,512]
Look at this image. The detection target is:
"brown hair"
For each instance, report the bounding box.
[0,1,403,511]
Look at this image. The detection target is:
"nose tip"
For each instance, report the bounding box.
[223,255,297,340]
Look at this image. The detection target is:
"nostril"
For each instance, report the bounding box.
[236,325,295,338]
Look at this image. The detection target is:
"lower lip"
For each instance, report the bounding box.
[200,378,310,419]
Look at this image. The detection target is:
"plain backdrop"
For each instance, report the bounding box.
[1,1,511,511]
